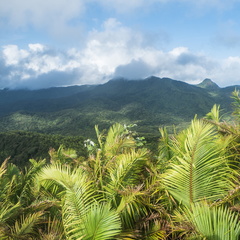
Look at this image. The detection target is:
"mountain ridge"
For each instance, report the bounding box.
[0,76,238,137]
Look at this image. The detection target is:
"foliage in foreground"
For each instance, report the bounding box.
[0,91,240,239]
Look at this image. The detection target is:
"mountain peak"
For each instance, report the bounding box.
[197,78,219,90]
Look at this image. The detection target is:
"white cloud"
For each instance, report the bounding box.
[28,44,46,52]
[95,0,158,13]
[0,44,83,89]
[213,57,240,86]
[175,0,239,10]
[3,45,29,65]
[1,18,240,89]
[81,18,144,75]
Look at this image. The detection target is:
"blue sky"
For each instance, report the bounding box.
[1,0,240,89]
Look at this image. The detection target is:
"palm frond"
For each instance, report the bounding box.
[19,159,46,206]
[205,104,221,122]
[231,89,240,119]
[39,217,65,240]
[163,118,234,206]
[0,158,8,178]
[142,219,166,240]
[0,202,21,225]
[10,211,43,239]
[84,203,121,240]
[106,148,148,192]
[103,123,136,158]
[39,164,112,239]
[62,188,121,239]
[185,202,240,240]
[39,164,92,193]
[62,185,96,239]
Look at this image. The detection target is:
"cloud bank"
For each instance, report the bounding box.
[1,18,240,89]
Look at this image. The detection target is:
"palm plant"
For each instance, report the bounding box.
[37,123,167,239]
[158,101,240,238]
[0,158,59,239]
[85,124,167,238]
[162,117,235,207]
[203,102,240,208]
[38,164,121,240]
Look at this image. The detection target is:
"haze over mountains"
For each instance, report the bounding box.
[0,76,238,137]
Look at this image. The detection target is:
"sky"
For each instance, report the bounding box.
[1,0,240,89]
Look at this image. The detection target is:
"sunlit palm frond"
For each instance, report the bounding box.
[39,217,65,240]
[158,127,173,163]
[103,123,136,158]
[184,202,240,240]
[38,164,118,239]
[39,164,97,212]
[62,185,96,239]
[114,185,150,232]
[0,202,21,226]
[106,148,148,192]
[62,188,121,240]
[205,104,221,122]
[0,158,8,178]
[163,118,235,206]
[84,203,121,240]
[231,89,240,119]
[142,219,167,240]
[38,164,93,194]
[10,211,43,239]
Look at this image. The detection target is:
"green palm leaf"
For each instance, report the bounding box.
[38,164,94,196]
[185,202,240,240]
[106,148,148,191]
[0,202,21,226]
[103,123,136,158]
[62,186,95,239]
[84,203,121,240]
[39,164,121,240]
[10,211,43,239]
[0,158,8,178]
[163,118,234,206]
[39,216,65,240]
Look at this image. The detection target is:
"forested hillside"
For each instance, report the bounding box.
[0,90,240,239]
[0,76,237,137]
[0,131,87,167]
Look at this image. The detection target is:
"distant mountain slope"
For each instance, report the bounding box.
[197,78,220,90]
[0,85,95,115]
[0,76,238,137]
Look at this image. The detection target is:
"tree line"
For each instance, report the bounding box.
[0,132,87,167]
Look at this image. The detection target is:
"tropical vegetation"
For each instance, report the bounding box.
[0,77,235,138]
[0,90,240,239]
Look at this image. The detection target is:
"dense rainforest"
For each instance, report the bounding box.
[0,131,87,167]
[0,76,237,166]
[0,90,240,239]
[0,77,237,138]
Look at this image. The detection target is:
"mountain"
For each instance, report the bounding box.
[197,78,220,90]
[0,76,238,137]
